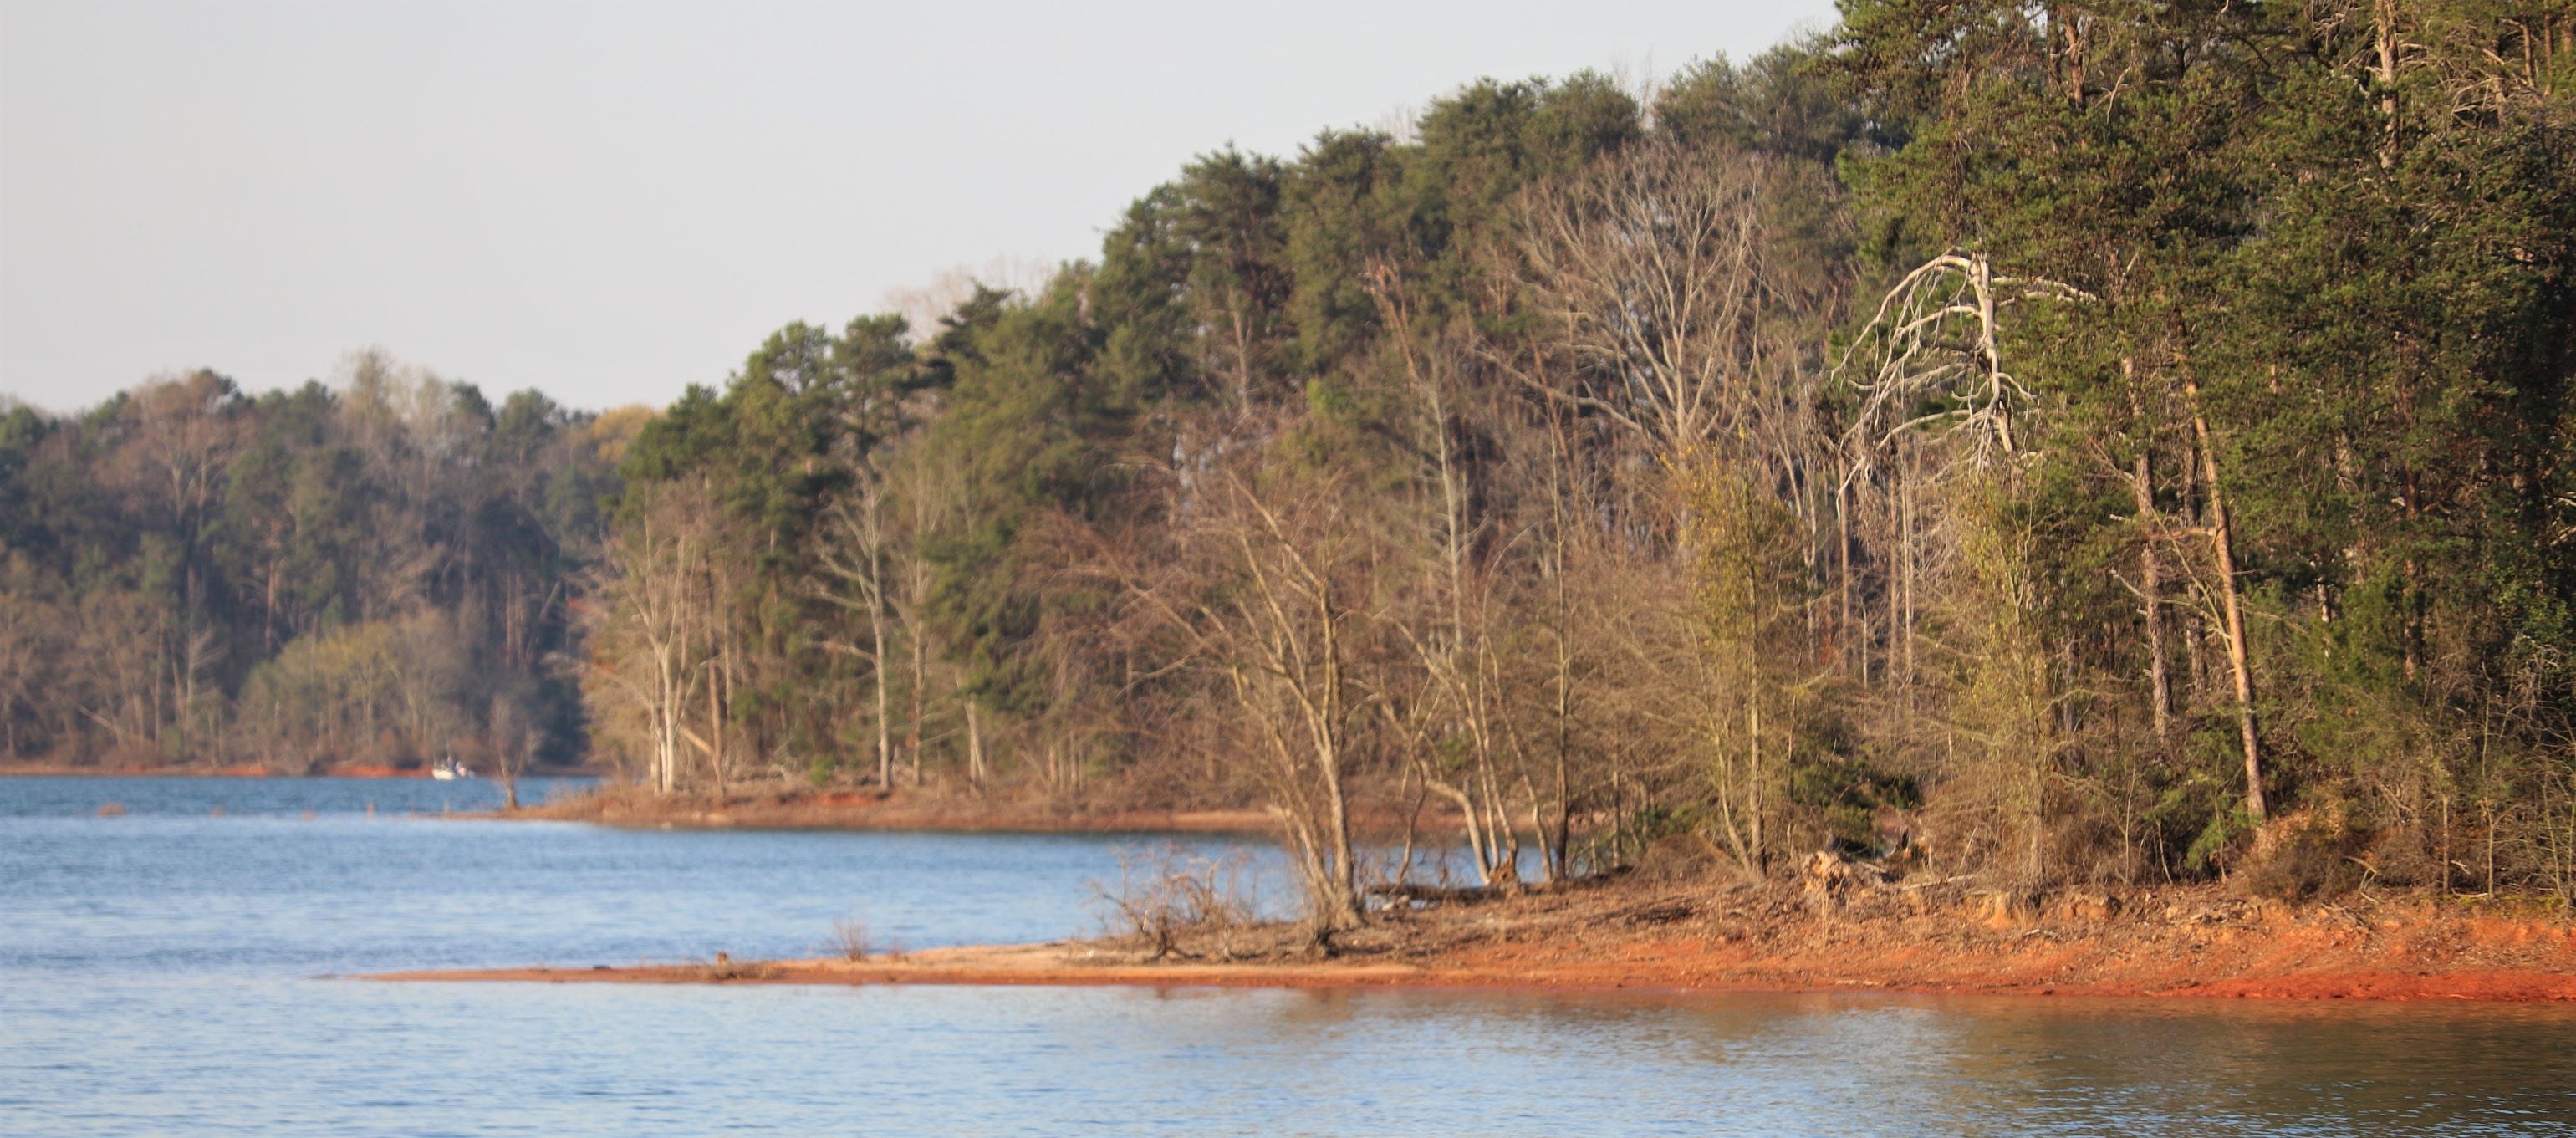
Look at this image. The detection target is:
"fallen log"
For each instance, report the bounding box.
[1369,882,1517,905]
[1368,867,1631,906]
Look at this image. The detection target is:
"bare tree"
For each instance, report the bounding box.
[2184,372,2267,820]
[1364,261,1532,885]
[813,461,898,788]
[1112,469,1380,934]
[1841,253,2087,468]
[1504,140,1844,878]
[1506,141,1817,475]
[584,482,722,794]
[487,692,532,810]
[888,438,975,787]
[113,372,242,758]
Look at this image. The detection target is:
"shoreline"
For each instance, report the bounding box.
[362,869,2576,1004]
[8,776,1485,838]
[0,764,606,780]
[478,785,1318,836]
[359,939,2576,1003]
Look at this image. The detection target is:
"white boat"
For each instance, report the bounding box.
[430,755,474,780]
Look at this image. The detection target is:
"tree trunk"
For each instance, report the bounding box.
[2133,447,2172,742]
[1748,686,1767,874]
[1974,254,2018,457]
[908,625,927,788]
[1318,612,1359,926]
[706,662,727,798]
[869,601,892,788]
[1836,469,1855,681]
[2125,360,2174,744]
[2187,380,2266,820]
[1428,780,1491,886]
[1899,457,1917,690]
[1551,621,1572,884]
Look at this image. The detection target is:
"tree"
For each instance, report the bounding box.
[1116,467,1381,932]
[585,481,725,794]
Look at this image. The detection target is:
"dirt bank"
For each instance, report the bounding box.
[364,863,2576,1003]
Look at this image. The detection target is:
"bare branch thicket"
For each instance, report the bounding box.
[810,460,898,787]
[1099,467,1380,934]
[1094,845,1257,962]
[1504,141,1816,482]
[1362,261,1538,886]
[827,916,877,962]
[580,481,727,795]
[1502,140,1850,879]
[1830,254,2094,879]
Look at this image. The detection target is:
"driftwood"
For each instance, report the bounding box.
[1368,866,1632,907]
[1370,882,1518,906]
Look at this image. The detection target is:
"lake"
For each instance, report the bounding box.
[3,776,2572,1135]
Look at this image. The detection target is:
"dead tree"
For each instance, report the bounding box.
[1837,251,2094,875]
[1840,252,2090,470]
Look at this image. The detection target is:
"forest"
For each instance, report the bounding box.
[0,357,632,779]
[6,2,2574,918]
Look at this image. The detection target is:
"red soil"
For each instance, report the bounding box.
[494,784,1283,834]
[364,870,2576,1003]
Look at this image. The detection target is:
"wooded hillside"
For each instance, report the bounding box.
[0,355,629,773]
[10,2,2574,913]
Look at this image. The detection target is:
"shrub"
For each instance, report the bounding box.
[1094,845,1255,962]
[829,916,874,962]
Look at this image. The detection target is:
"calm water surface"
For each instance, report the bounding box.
[3,776,2572,1135]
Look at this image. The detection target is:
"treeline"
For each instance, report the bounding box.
[580,3,2576,917]
[0,354,632,773]
[16,2,2576,916]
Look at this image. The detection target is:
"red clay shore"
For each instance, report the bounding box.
[491,784,1293,834]
[360,947,2576,1003]
[362,869,2576,1003]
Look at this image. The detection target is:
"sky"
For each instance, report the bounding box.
[1,0,1838,413]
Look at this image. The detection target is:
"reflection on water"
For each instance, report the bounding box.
[3,778,2572,1136]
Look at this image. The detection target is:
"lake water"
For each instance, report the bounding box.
[3,777,2573,1135]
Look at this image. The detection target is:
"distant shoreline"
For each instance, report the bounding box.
[0,764,604,780]
[476,783,1432,838]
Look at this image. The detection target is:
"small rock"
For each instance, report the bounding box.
[2049,891,2119,923]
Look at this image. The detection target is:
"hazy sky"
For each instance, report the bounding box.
[2,0,1836,412]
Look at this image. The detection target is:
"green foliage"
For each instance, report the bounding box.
[1787,739,1920,853]
[0,360,616,766]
